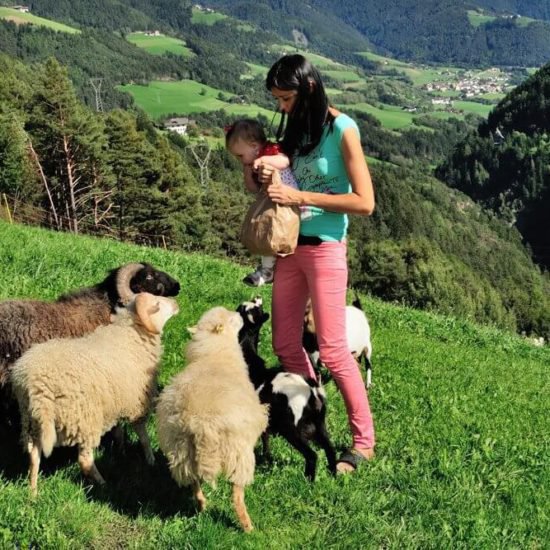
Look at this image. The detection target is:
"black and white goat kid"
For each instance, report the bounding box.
[303,295,373,388]
[237,298,336,481]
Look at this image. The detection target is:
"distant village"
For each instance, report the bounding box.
[425,68,511,105]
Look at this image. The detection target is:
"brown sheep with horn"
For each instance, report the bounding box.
[0,262,180,428]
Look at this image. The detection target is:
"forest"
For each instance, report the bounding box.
[208,0,550,67]
[437,64,550,271]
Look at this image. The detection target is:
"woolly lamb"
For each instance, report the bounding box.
[303,295,373,387]
[157,306,268,533]
[0,262,180,387]
[237,298,336,482]
[10,293,179,496]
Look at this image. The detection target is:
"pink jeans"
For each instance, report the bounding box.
[272,241,375,449]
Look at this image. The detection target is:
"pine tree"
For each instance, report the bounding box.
[26,58,108,233]
[0,113,39,201]
[103,109,161,240]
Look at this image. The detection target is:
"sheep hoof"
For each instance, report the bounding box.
[145,453,155,466]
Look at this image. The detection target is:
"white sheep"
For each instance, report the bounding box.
[156,306,268,532]
[10,293,179,496]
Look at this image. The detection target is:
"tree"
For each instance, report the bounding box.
[26,58,109,233]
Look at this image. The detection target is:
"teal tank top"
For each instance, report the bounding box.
[292,113,359,242]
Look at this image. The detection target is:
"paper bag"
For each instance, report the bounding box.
[240,171,300,256]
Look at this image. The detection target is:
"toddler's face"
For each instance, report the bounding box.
[229,138,260,166]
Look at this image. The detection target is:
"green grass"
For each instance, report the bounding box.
[126,32,194,58]
[1,220,549,547]
[322,69,361,83]
[118,79,275,119]
[357,51,411,69]
[341,102,417,129]
[191,7,227,25]
[270,45,345,70]
[467,10,497,27]
[244,62,268,76]
[515,15,539,27]
[467,10,538,28]
[0,7,80,33]
[453,100,493,117]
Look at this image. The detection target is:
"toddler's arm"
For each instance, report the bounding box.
[253,153,290,172]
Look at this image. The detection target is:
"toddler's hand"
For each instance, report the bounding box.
[256,162,275,185]
[253,157,264,172]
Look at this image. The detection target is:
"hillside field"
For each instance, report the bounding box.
[0,220,548,548]
[191,7,227,26]
[126,33,194,58]
[0,7,80,33]
[118,79,274,119]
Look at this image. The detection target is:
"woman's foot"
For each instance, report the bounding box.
[336,447,374,474]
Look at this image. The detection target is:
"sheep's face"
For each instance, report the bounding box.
[189,307,243,338]
[135,293,180,334]
[130,263,181,297]
[237,297,270,330]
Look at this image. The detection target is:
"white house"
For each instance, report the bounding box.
[13,5,30,12]
[164,117,192,136]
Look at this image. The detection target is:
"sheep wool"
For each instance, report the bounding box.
[157,307,268,531]
[10,294,179,494]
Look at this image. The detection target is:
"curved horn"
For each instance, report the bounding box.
[116,263,144,305]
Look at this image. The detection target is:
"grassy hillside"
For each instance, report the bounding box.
[118,79,274,119]
[126,32,194,58]
[0,6,80,33]
[0,220,549,547]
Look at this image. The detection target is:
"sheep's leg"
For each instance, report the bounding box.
[314,424,337,476]
[78,446,105,485]
[261,431,272,462]
[28,440,41,497]
[192,480,207,511]
[111,424,126,454]
[363,355,373,388]
[132,419,155,466]
[232,484,253,532]
[285,433,318,482]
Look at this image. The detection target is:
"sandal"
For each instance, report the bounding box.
[336,448,374,473]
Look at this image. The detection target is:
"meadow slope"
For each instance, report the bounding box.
[0,221,548,548]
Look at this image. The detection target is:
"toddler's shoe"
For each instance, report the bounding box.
[243,267,274,287]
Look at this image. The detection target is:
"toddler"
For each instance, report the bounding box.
[226,119,298,287]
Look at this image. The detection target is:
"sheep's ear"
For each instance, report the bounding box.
[135,293,160,334]
[187,325,197,335]
[149,302,161,315]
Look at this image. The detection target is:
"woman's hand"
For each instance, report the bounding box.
[265,180,303,206]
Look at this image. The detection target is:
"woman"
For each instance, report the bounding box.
[257,54,376,473]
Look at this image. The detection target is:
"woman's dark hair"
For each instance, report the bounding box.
[266,54,332,156]
[225,119,267,148]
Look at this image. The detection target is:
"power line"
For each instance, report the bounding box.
[89,78,105,113]
[186,142,212,188]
